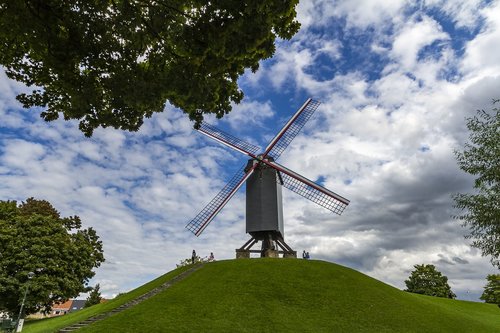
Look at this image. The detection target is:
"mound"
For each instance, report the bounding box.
[25,259,500,332]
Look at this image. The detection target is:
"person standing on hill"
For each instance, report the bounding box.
[192,250,196,264]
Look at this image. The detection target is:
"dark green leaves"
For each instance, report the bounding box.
[404,264,456,299]
[0,198,104,316]
[480,274,500,305]
[453,100,500,268]
[0,1,300,136]
[84,283,102,308]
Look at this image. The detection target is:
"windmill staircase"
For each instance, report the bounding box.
[58,264,205,332]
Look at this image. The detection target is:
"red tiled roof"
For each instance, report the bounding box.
[52,300,73,310]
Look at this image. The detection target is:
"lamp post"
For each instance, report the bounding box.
[15,272,34,333]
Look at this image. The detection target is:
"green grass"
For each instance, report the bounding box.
[22,265,193,333]
[25,259,500,333]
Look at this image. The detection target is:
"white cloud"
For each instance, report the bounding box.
[297,0,406,30]
[222,99,275,130]
[391,15,450,70]
[267,45,314,90]
[2,139,46,168]
[461,1,500,77]
[425,0,487,28]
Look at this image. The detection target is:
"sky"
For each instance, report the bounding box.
[1,0,499,302]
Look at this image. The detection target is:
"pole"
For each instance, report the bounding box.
[16,272,34,333]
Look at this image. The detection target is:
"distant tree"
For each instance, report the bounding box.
[0,1,300,137]
[85,284,102,308]
[453,100,500,268]
[480,274,500,306]
[404,264,456,299]
[0,198,104,316]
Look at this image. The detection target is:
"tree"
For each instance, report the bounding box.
[480,274,500,305]
[85,284,102,308]
[453,100,500,268]
[0,198,105,316]
[404,264,456,299]
[0,1,300,137]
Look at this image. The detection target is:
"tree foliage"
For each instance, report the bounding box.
[84,283,102,308]
[0,198,104,316]
[453,100,500,268]
[404,264,456,299]
[480,274,500,305]
[0,1,300,136]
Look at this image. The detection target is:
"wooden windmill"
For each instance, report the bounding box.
[186,99,350,257]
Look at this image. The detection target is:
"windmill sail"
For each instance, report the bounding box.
[272,162,349,215]
[186,164,257,236]
[264,98,321,160]
[198,122,260,157]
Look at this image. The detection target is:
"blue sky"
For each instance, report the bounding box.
[1,0,499,301]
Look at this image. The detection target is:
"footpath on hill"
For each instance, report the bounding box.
[22,264,205,333]
[58,263,205,333]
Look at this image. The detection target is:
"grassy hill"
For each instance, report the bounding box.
[24,259,500,333]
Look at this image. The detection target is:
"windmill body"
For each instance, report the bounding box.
[185,98,350,257]
[245,157,284,240]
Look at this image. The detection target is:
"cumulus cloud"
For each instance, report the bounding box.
[425,0,488,28]
[390,15,450,71]
[222,99,275,131]
[461,1,500,77]
[297,0,406,30]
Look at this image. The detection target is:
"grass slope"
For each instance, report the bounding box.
[22,265,193,333]
[26,259,500,333]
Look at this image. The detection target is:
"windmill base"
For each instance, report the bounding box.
[236,234,297,258]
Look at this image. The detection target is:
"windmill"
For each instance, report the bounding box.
[185,98,350,258]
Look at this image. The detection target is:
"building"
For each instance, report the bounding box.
[50,300,73,316]
[29,299,95,319]
[68,300,86,313]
